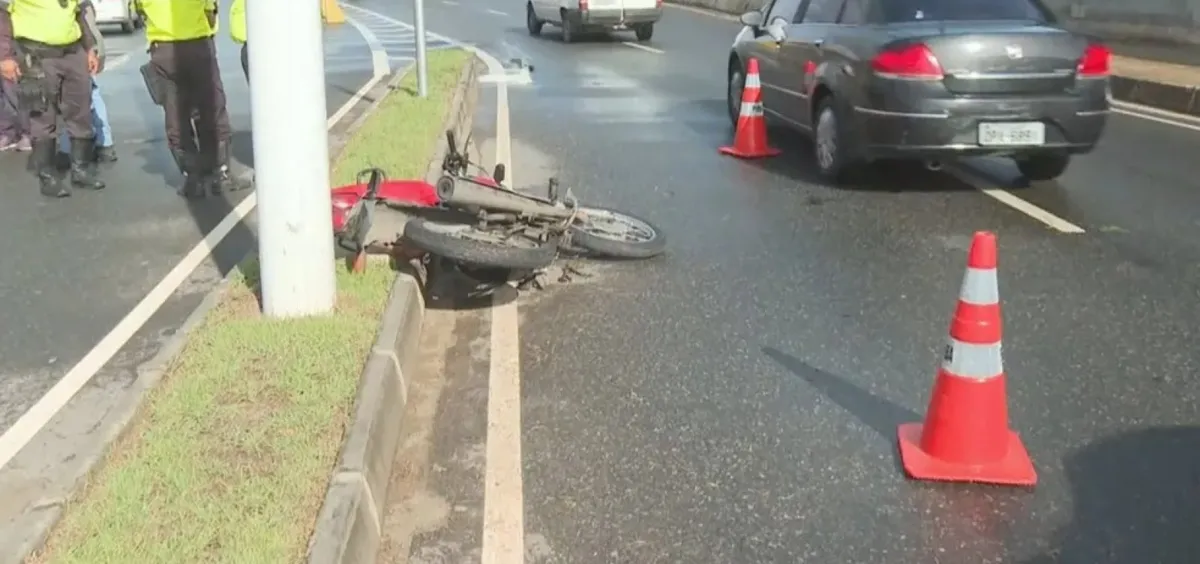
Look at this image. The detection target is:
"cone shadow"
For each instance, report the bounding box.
[762,346,919,445]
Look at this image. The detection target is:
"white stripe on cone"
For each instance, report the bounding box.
[941,337,1003,381]
[958,267,999,305]
[739,102,763,117]
[745,74,761,88]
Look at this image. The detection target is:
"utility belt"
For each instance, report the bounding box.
[10,39,80,114]
[16,38,82,58]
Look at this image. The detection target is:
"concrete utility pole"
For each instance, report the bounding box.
[414,0,429,96]
[248,0,337,317]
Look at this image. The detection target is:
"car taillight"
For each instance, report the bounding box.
[1077,44,1110,77]
[656,0,662,7]
[871,43,943,79]
[579,0,588,9]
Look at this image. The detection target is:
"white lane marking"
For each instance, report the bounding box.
[343,6,526,563]
[0,15,390,472]
[1111,101,1200,133]
[485,62,522,564]
[486,8,509,16]
[947,168,1086,234]
[621,41,664,54]
[444,0,459,4]
[484,296,523,564]
[346,14,392,78]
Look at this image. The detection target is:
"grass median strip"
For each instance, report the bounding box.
[33,48,471,564]
[333,48,472,185]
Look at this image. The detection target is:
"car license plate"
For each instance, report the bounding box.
[977,122,1045,146]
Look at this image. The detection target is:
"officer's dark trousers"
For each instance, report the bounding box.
[147,37,231,154]
[19,42,93,141]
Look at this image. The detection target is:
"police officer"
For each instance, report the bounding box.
[0,0,105,198]
[134,0,249,197]
[230,0,247,82]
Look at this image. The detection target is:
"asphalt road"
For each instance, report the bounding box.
[356,1,1200,563]
[0,24,378,434]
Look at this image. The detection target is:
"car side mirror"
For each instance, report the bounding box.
[739,10,764,27]
[765,18,787,42]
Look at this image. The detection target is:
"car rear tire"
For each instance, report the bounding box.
[1015,154,1071,182]
[561,10,577,43]
[726,61,744,129]
[526,3,544,36]
[812,96,861,185]
[634,23,653,41]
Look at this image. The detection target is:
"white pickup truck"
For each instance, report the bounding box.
[92,0,143,34]
[526,0,663,43]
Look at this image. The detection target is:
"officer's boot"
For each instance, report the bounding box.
[32,138,69,198]
[170,148,210,199]
[68,138,106,190]
[212,140,253,193]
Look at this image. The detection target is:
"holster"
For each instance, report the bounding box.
[14,50,48,114]
[139,62,167,106]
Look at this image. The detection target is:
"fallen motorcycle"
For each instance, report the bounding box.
[404,130,668,266]
[330,130,667,279]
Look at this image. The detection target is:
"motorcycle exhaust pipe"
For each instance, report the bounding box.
[435,176,574,220]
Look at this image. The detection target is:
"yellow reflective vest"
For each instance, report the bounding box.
[230,0,246,43]
[7,0,83,46]
[134,0,216,43]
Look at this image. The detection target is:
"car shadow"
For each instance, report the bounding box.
[746,124,979,193]
[677,98,1022,195]
[512,24,636,45]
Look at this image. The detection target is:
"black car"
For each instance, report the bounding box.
[727,0,1110,183]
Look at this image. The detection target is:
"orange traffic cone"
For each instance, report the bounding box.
[720,58,780,159]
[897,231,1037,486]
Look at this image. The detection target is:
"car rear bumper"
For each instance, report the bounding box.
[851,96,1109,159]
[569,7,662,27]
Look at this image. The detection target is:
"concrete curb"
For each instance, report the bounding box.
[667,0,1200,116]
[304,53,481,564]
[1109,76,1200,116]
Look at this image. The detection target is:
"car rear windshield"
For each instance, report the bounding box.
[881,0,1054,23]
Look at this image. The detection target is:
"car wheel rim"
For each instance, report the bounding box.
[816,108,837,171]
[729,71,744,123]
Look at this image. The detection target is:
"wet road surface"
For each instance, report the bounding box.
[354,1,1200,562]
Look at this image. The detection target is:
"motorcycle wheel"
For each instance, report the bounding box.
[402,216,557,271]
[567,206,666,259]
